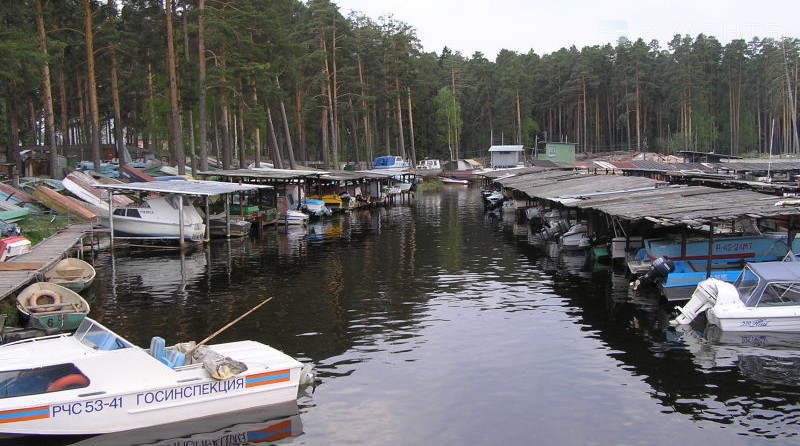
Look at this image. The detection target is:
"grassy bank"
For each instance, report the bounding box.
[18,213,73,246]
[417,177,444,193]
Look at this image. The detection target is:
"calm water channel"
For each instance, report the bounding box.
[12,187,800,445]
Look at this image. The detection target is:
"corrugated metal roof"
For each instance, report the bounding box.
[94,179,268,196]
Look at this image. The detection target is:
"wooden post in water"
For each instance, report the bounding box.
[706,221,715,279]
[107,190,115,249]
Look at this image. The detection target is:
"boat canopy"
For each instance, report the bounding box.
[735,262,800,307]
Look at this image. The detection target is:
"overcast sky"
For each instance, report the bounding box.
[332,0,800,58]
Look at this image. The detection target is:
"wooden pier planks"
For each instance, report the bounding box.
[0,223,93,301]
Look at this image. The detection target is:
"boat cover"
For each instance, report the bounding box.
[189,344,248,380]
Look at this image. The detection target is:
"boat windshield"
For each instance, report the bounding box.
[73,318,132,351]
[734,267,760,305]
[754,281,800,307]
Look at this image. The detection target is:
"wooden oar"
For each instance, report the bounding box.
[185,297,272,356]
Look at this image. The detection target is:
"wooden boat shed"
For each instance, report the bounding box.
[484,168,800,244]
[94,180,269,245]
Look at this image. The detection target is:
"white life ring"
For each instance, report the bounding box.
[28,289,62,313]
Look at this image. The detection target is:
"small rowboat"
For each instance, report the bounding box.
[45,257,96,293]
[15,282,90,331]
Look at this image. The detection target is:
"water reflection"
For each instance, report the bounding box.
[64,401,300,446]
[14,187,800,445]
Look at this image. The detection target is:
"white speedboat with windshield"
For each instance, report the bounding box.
[670,256,800,331]
[0,317,307,435]
[98,195,206,241]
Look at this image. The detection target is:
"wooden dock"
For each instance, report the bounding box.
[0,223,93,301]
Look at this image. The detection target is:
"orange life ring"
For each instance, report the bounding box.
[28,289,62,313]
[47,374,90,392]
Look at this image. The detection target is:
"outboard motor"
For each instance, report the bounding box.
[669,278,722,325]
[631,256,675,290]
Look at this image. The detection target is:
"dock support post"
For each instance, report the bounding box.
[225,193,231,238]
[203,195,211,241]
[178,194,185,248]
[706,221,715,279]
[108,190,115,249]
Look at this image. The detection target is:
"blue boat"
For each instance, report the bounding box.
[631,232,800,301]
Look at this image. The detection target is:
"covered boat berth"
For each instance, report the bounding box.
[94,180,270,246]
[197,167,412,207]
[485,169,800,292]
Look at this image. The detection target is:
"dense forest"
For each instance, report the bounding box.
[2,0,799,177]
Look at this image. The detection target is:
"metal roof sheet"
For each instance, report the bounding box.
[488,145,524,152]
[94,179,268,196]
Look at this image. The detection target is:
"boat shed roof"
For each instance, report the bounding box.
[565,185,800,226]
[198,168,324,181]
[94,179,269,196]
[198,168,394,182]
[491,170,800,227]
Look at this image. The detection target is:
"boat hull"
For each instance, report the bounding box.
[707,309,800,332]
[643,233,798,262]
[100,216,206,241]
[31,186,96,221]
[45,257,96,293]
[0,321,305,436]
[0,375,300,435]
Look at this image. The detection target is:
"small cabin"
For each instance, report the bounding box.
[537,142,577,163]
[488,145,525,168]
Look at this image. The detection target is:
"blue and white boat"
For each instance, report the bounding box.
[298,199,332,219]
[630,232,800,301]
[373,156,410,169]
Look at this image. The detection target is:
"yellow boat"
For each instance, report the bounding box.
[307,194,343,211]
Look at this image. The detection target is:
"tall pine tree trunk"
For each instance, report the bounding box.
[35,0,60,178]
[407,86,416,166]
[110,46,126,166]
[165,0,184,173]
[395,75,405,159]
[197,0,208,171]
[81,0,101,169]
[266,103,284,169]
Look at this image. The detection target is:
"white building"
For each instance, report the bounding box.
[488,145,525,168]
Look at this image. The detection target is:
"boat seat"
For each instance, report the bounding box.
[149,336,185,368]
[85,332,123,351]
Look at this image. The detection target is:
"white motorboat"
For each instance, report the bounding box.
[559,223,588,251]
[0,317,307,435]
[280,210,309,226]
[98,195,206,241]
[298,199,332,218]
[415,159,441,175]
[670,257,800,331]
[441,177,468,185]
